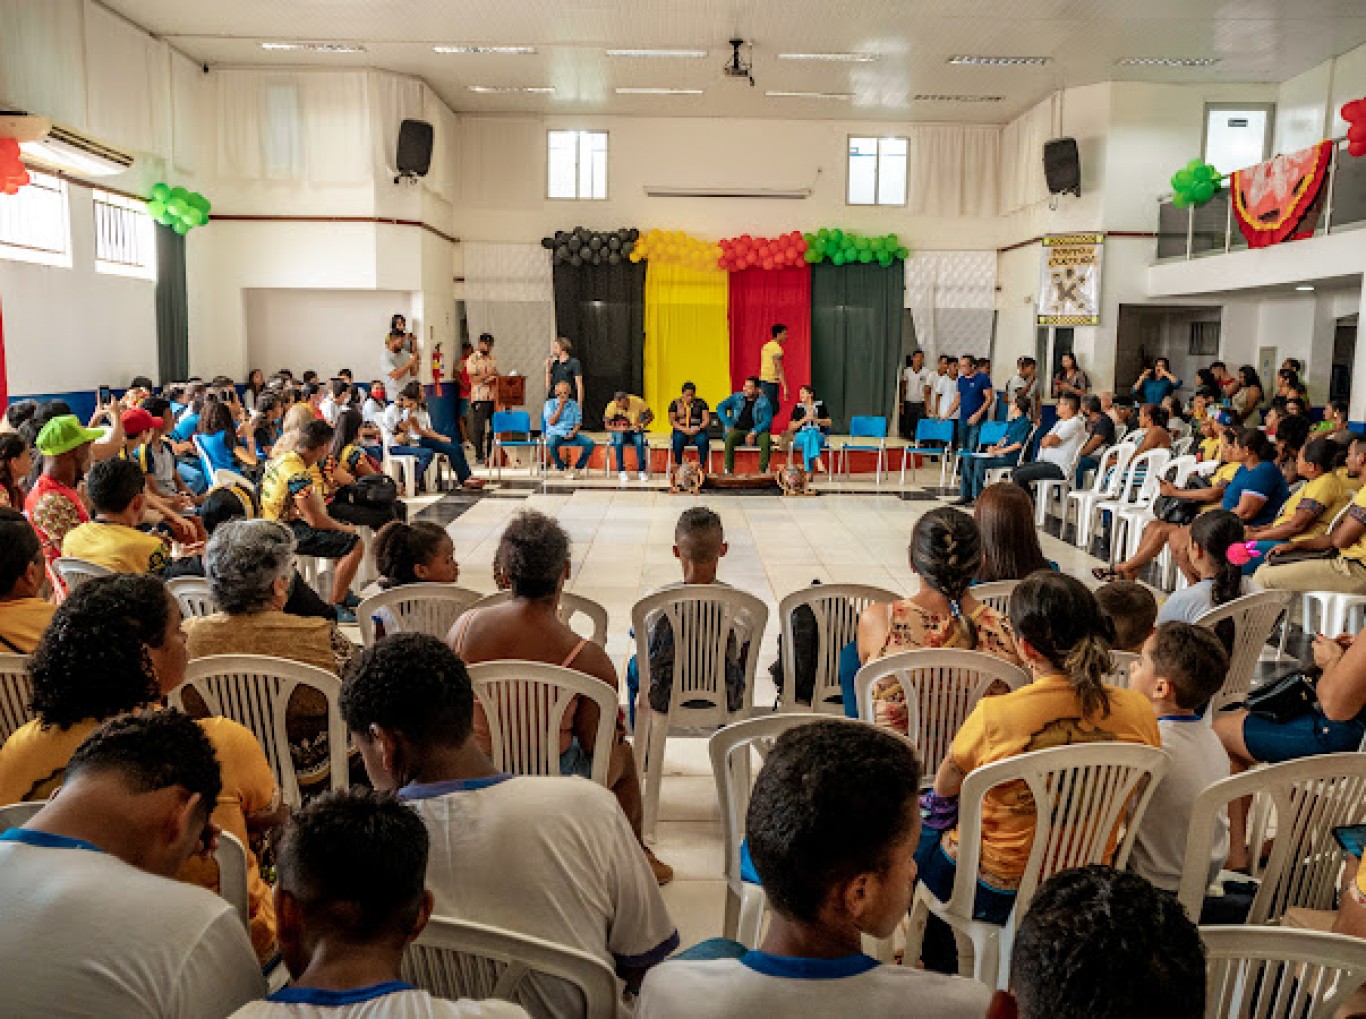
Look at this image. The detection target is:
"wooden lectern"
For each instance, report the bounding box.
[494,375,525,411]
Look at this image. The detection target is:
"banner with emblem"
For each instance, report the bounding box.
[1036,233,1103,327]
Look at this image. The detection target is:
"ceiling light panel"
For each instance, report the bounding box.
[765,91,853,100]
[777,52,878,62]
[948,55,1050,66]
[605,49,708,59]
[467,85,555,94]
[1115,57,1220,67]
[260,41,366,53]
[614,87,704,95]
[434,45,536,55]
[913,94,1005,102]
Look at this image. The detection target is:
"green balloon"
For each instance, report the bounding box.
[188,192,211,212]
[1193,181,1215,203]
[167,199,188,217]
[155,210,176,226]
[830,229,843,245]
[146,199,166,218]
[817,228,829,240]
[886,233,899,248]
[1172,192,1191,209]
[170,185,189,201]
[831,251,845,266]
[1187,157,1203,170]
[151,182,171,202]
[804,249,819,263]
[858,249,873,263]
[172,220,191,235]
[183,207,205,227]
[855,236,869,250]
[870,237,884,251]
[895,246,910,259]
[1172,170,1194,190]
[878,252,893,267]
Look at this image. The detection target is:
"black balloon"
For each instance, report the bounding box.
[608,252,621,265]
[621,240,634,255]
[628,227,640,241]
[567,237,582,251]
[541,236,555,249]
[556,245,569,259]
[588,236,602,250]
[569,254,582,267]
[607,236,621,250]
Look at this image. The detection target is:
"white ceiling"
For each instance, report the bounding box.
[101,0,1366,123]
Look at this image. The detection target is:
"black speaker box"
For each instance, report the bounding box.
[397,119,434,177]
[1043,137,1080,197]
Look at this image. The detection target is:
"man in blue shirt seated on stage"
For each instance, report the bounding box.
[543,380,594,478]
[717,377,774,475]
[955,394,1034,506]
[944,355,995,460]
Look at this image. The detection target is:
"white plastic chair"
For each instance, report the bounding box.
[1178,753,1366,926]
[379,425,420,497]
[465,660,617,788]
[854,649,1030,788]
[212,468,257,493]
[0,799,252,932]
[166,576,217,618]
[969,580,1019,617]
[356,584,485,645]
[169,654,349,808]
[1065,441,1136,550]
[1032,444,1085,527]
[0,653,33,742]
[1201,926,1366,1019]
[1171,434,1195,457]
[464,590,610,647]
[1105,650,1140,689]
[1102,448,1172,565]
[632,585,769,839]
[403,915,619,1019]
[710,713,866,948]
[1113,452,1190,565]
[776,583,899,714]
[904,742,1169,989]
[53,556,113,593]
[1193,589,1293,712]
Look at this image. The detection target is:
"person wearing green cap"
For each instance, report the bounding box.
[24,414,102,597]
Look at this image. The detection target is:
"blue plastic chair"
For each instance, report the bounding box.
[836,416,889,482]
[901,418,955,486]
[491,410,543,479]
[951,418,1011,487]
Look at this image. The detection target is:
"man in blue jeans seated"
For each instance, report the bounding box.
[717,377,774,475]
[955,394,1033,506]
[667,382,711,468]
[1073,394,1117,488]
[382,381,485,491]
[605,390,654,482]
[636,721,990,1018]
[543,380,594,477]
[626,507,751,729]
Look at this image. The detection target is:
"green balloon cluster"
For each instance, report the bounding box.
[801,229,909,267]
[1170,159,1223,209]
[146,183,211,235]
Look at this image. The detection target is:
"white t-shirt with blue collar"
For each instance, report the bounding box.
[637,950,991,1018]
[231,981,526,1018]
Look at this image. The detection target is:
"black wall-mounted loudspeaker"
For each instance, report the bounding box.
[1043,137,1081,197]
[396,119,434,177]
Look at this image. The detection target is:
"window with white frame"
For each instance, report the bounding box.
[93,189,157,280]
[548,130,608,200]
[0,170,72,267]
[1203,104,1274,177]
[847,136,908,206]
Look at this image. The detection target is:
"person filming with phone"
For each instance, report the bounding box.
[545,337,584,408]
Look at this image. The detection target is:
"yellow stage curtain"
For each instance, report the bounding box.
[643,262,731,432]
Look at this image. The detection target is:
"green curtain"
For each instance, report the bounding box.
[810,261,905,431]
[155,224,189,384]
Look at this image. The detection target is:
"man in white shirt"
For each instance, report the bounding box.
[899,350,934,440]
[932,355,961,444]
[230,789,525,1019]
[0,712,265,1018]
[1012,392,1086,494]
[319,380,351,426]
[637,721,989,1019]
[1124,623,1230,894]
[341,634,679,1018]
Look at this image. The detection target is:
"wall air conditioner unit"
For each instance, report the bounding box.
[0,112,135,177]
[643,185,811,200]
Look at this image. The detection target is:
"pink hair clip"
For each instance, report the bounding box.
[1225,541,1262,567]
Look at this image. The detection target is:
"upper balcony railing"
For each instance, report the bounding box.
[1155,139,1366,261]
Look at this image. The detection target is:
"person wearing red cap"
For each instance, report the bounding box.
[116,405,201,546]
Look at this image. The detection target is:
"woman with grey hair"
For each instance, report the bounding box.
[182,518,359,795]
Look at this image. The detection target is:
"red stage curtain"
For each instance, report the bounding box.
[727,266,811,429]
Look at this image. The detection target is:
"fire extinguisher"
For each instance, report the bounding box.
[430,343,444,396]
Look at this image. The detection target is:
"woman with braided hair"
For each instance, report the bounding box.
[913,571,1161,973]
[856,508,1022,733]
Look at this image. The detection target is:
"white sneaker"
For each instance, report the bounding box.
[567,468,577,480]
[619,471,629,483]
[638,471,649,482]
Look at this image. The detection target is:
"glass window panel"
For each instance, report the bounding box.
[1204,108,1270,176]
[547,130,579,199]
[0,170,71,267]
[878,137,908,205]
[848,136,878,205]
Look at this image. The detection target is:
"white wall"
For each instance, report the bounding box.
[243,288,414,382]
[1,186,158,396]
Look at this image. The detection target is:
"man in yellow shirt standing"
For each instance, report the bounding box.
[759,324,789,412]
[0,510,54,653]
[605,391,655,484]
[61,458,169,576]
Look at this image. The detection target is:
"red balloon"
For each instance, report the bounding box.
[1351,140,1366,158]
[1344,99,1366,122]
[762,259,773,270]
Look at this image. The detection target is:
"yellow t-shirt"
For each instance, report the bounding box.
[259,451,316,523]
[1199,436,1221,462]
[946,676,1161,885]
[1340,487,1366,564]
[0,712,279,961]
[1337,467,1363,496]
[603,395,650,429]
[60,522,168,575]
[0,597,56,654]
[1273,471,1349,542]
[760,340,784,383]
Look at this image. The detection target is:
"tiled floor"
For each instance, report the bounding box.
[431,479,1127,949]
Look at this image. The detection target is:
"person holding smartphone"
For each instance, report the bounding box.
[381,313,420,384]
[545,337,584,409]
[1132,357,1183,407]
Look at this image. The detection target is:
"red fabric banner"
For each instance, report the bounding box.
[1231,141,1333,248]
[727,266,811,429]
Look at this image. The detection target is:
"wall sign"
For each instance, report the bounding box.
[1037,233,1103,327]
